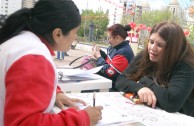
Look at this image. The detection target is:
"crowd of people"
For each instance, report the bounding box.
[0,0,194,126]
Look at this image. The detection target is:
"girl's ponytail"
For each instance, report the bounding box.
[0,8,32,44]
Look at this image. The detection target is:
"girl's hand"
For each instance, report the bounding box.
[137,87,157,108]
[92,44,101,59]
[55,92,87,110]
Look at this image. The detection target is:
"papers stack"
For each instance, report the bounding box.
[57,66,103,82]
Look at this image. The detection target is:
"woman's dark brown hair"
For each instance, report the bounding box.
[107,24,131,39]
[127,22,194,86]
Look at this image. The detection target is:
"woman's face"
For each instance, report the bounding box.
[148,33,166,63]
[55,26,79,51]
[107,32,118,47]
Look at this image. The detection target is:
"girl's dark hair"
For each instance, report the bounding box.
[0,0,81,45]
[127,22,194,86]
[107,24,131,39]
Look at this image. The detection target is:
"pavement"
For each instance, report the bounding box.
[54,42,139,68]
[54,43,95,68]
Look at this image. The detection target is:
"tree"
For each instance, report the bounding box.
[186,24,194,48]
[121,9,178,27]
[78,9,109,43]
[121,13,133,25]
[141,9,174,27]
[120,9,183,50]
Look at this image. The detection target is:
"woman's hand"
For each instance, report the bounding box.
[55,92,87,110]
[137,87,157,108]
[92,44,101,59]
[84,106,103,126]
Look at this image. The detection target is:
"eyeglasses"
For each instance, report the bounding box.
[148,39,166,48]
[107,36,113,40]
[107,35,117,40]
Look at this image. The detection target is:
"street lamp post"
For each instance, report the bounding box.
[84,0,88,39]
[89,21,94,42]
[96,29,98,42]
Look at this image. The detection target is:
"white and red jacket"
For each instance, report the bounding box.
[0,31,89,126]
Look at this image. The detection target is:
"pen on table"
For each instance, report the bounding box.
[93,92,95,107]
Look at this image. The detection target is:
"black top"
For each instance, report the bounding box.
[115,52,194,117]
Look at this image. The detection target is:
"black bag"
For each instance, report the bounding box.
[69,55,97,70]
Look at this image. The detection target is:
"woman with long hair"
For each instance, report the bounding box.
[116,22,194,117]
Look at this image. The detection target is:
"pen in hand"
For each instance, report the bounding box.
[93,92,95,107]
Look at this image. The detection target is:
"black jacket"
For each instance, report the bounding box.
[116,52,194,117]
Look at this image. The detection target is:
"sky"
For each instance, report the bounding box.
[72,0,191,11]
[149,0,191,9]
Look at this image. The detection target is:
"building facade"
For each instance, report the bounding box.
[0,0,38,15]
[107,0,124,26]
[0,0,22,15]
[22,0,37,8]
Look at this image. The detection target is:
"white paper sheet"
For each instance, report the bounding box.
[66,92,136,126]
[57,66,102,80]
[62,92,194,126]
[57,66,103,77]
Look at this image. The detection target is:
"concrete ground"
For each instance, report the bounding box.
[53,43,94,68]
[54,42,138,68]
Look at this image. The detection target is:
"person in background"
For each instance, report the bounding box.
[57,51,65,60]
[56,51,69,60]
[92,24,134,91]
[57,51,67,60]
[0,0,102,126]
[115,22,194,117]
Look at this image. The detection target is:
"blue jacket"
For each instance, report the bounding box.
[96,41,134,91]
